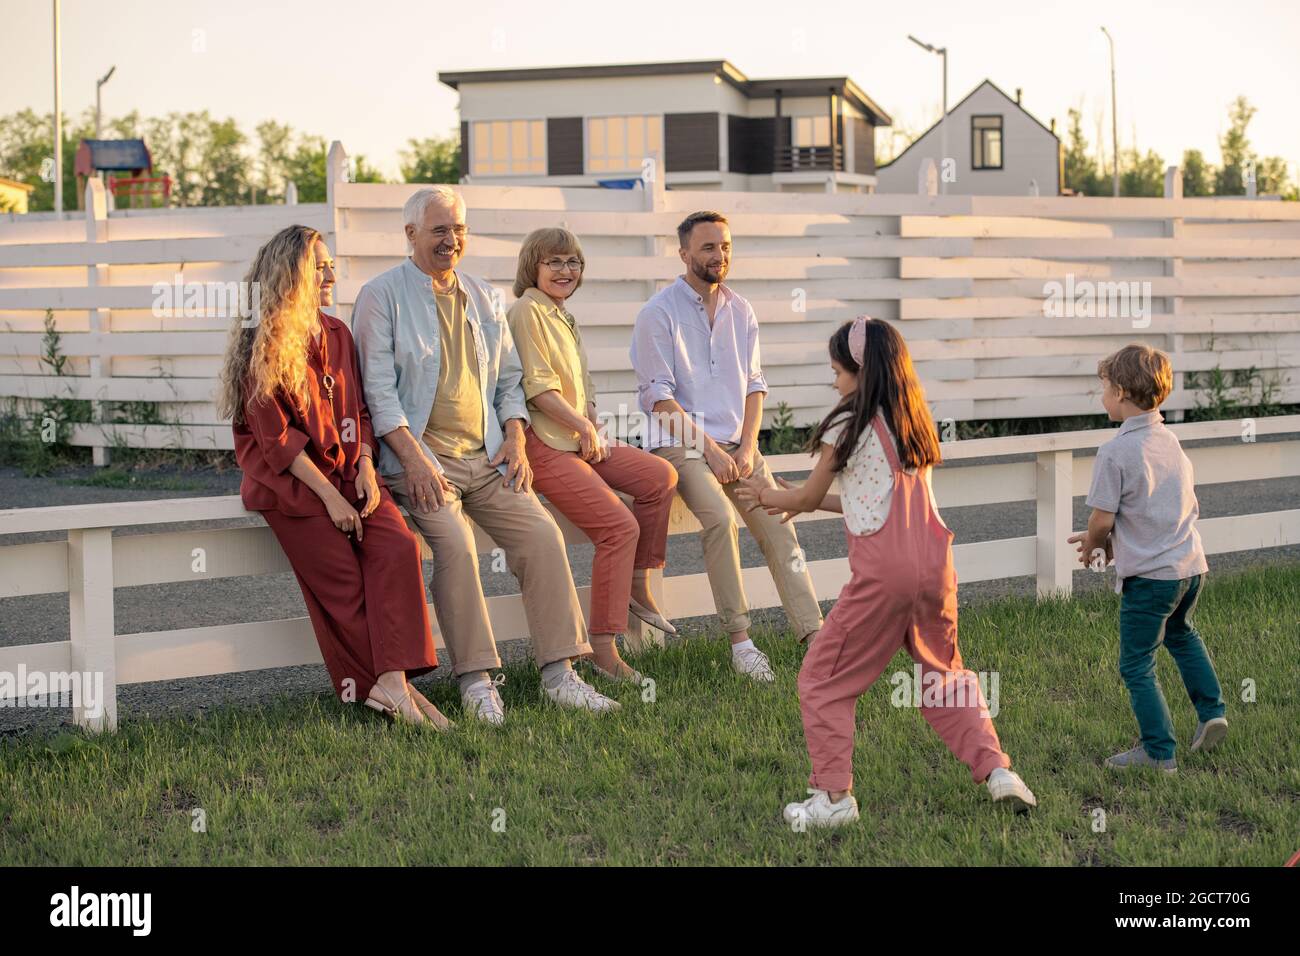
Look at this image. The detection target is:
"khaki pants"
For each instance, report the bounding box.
[654,443,823,639]
[387,454,591,675]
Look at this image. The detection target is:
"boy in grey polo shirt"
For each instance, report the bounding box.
[1069,344,1227,772]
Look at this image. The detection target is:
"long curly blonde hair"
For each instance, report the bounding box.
[218,225,323,424]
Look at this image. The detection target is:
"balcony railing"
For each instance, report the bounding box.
[774,144,843,172]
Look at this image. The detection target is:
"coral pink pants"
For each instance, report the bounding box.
[525,427,678,635]
[798,415,1011,792]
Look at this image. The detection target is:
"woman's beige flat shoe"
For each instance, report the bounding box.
[629,597,677,635]
[579,655,644,685]
[410,691,455,732]
[365,683,428,727]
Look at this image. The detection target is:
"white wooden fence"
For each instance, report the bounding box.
[2,143,1298,463]
[2,414,1296,731]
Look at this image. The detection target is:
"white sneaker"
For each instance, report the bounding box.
[782,788,859,829]
[987,767,1037,811]
[461,673,506,726]
[1190,717,1228,753]
[732,645,775,683]
[545,668,622,714]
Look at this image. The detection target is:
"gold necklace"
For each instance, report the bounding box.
[315,326,335,403]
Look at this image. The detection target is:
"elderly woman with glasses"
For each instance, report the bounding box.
[507,228,679,683]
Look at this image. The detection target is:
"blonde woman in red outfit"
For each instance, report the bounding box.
[507,228,679,682]
[218,225,445,729]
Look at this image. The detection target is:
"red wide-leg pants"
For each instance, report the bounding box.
[261,487,438,701]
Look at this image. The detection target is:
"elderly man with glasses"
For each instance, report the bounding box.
[353,186,620,721]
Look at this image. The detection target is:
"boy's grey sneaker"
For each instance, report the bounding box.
[1105,745,1177,774]
[1190,717,1228,753]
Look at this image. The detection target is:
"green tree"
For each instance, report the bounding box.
[143,111,252,207]
[1254,155,1292,197]
[254,119,295,203]
[1181,148,1213,196]
[1120,147,1165,197]
[1214,96,1255,196]
[1063,108,1103,196]
[0,108,96,211]
[1211,96,1294,198]
[284,136,328,202]
[400,134,460,183]
[351,155,387,184]
[201,116,250,205]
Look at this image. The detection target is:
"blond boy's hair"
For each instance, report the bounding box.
[1097,343,1173,410]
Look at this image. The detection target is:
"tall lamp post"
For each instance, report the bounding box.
[1101,26,1119,196]
[95,66,117,138]
[52,0,63,214]
[908,34,948,195]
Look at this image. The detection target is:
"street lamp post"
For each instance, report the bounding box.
[908,34,948,195]
[1101,26,1119,197]
[95,66,117,138]
[53,0,63,215]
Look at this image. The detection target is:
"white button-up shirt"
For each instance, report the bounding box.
[631,277,768,451]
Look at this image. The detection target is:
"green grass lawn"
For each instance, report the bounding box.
[2,563,1297,866]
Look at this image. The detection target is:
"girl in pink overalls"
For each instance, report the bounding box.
[737,317,1037,827]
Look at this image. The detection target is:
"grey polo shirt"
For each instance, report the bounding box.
[1086,411,1209,593]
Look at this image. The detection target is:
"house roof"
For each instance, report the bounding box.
[439,59,892,125]
[0,177,35,193]
[75,139,152,175]
[878,79,1057,169]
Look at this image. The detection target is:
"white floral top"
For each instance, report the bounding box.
[820,414,945,536]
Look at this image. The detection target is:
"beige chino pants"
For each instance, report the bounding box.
[387,453,591,675]
[653,443,824,639]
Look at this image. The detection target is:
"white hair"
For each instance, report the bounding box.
[403,185,464,230]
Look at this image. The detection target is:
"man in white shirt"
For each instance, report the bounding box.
[631,211,824,681]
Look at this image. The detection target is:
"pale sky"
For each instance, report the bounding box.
[4,0,1298,183]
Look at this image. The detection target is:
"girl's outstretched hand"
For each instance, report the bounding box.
[768,476,804,523]
[735,475,804,523]
[733,474,767,511]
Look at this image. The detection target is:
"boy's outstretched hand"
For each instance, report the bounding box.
[1067,530,1113,570]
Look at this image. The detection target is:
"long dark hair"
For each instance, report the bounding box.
[808,318,942,472]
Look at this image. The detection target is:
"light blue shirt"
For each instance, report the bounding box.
[352,258,529,478]
[631,277,768,450]
[1086,411,1208,593]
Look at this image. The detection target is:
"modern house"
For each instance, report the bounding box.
[438,59,892,193]
[876,80,1062,195]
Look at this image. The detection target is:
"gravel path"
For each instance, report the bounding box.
[2,434,1296,737]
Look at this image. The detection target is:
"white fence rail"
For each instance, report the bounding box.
[2,144,1298,462]
[2,415,1296,732]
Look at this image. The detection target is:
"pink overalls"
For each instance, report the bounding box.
[798,413,1012,792]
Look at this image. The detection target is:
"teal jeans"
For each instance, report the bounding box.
[1119,574,1226,760]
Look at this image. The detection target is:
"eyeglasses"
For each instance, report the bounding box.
[428,225,469,240]
[541,257,584,273]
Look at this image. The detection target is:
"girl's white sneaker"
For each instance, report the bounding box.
[987,767,1037,812]
[732,646,775,683]
[782,788,860,829]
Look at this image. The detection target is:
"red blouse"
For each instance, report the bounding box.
[233,312,378,516]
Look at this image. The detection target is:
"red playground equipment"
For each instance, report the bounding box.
[75,139,172,208]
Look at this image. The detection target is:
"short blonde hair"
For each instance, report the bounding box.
[514,228,585,298]
[1097,343,1173,410]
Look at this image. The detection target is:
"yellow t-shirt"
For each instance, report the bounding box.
[507,287,596,453]
[423,278,485,459]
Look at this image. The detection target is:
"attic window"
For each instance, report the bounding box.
[972,115,1003,169]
